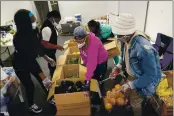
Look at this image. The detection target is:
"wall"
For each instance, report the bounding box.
[119,1,148,31]
[0,1,39,61]
[1,1,39,25]
[58,1,110,24]
[145,1,173,41]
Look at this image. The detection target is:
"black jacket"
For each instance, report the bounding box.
[40,19,58,57]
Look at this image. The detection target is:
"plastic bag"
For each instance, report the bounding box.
[156,78,173,97]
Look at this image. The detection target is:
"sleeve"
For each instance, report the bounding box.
[42,27,52,41]
[132,44,160,89]
[80,52,87,65]
[85,45,99,81]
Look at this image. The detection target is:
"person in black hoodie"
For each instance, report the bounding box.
[12,9,55,113]
[40,10,64,78]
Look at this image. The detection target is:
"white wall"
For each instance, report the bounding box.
[119,1,148,31]
[58,1,110,24]
[145,1,173,41]
[1,1,39,26]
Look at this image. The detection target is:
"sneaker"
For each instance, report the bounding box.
[49,99,56,106]
[29,104,42,113]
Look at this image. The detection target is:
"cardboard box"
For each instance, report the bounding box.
[63,40,77,49]
[104,40,120,59]
[48,64,100,116]
[57,54,83,65]
[64,46,80,55]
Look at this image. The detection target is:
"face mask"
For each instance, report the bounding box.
[77,42,85,48]
[32,22,37,29]
[53,19,59,27]
[118,35,130,43]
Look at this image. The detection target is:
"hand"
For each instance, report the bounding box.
[57,45,64,51]
[42,77,52,90]
[84,91,89,97]
[109,66,121,79]
[121,81,134,92]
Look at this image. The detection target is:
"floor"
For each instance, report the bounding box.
[3,36,158,116]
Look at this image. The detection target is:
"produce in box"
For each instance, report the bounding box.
[104,84,128,112]
[55,81,86,94]
[67,58,80,64]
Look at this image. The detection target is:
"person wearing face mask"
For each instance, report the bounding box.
[73,26,108,111]
[40,10,64,78]
[12,9,56,113]
[109,13,162,116]
[88,20,120,66]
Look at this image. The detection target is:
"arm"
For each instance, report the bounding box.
[41,27,64,50]
[131,45,160,89]
[86,45,99,81]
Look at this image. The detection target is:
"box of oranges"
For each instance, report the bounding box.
[103,84,128,112]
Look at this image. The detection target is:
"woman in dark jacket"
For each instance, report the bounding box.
[12,9,55,113]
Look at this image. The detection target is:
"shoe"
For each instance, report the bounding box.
[49,99,56,106]
[29,104,42,113]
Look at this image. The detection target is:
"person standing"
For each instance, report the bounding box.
[73,26,108,112]
[12,9,55,113]
[40,10,64,78]
[110,13,162,116]
[88,20,120,65]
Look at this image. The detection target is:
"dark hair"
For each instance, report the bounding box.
[14,9,32,33]
[47,10,61,19]
[87,20,100,30]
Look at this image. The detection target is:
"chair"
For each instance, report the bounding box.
[153,33,173,70]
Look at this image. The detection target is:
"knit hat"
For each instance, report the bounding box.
[114,13,136,35]
[73,26,87,39]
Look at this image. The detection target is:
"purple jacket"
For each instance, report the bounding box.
[80,33,108,80]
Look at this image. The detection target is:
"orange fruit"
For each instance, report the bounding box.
[118,92,125,99]
[105,103,113,111]
[168,71,173,75]
[109,98,116,105]
[104,97,109,103]
[115,84,121,91]
[107,91,111,98]
[116,97,125,106]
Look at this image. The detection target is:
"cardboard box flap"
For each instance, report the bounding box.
[54,92,90,105]
[104,41,117,50]
[57,55,67,65]
[52,67,63,82]
[64,48,70,55]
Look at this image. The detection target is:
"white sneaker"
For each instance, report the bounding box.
[29,104,42,113]
[49,99,56,106]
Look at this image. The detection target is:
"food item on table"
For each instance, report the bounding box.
[116,97,125,106]
[115,84,121,91]
[105,103,113,111]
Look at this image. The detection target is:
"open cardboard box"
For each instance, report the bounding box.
[57,54,83,65]
[48,64,100,116]
[64,46,80,55]
[63,40,77,49]
[104,39,120,58]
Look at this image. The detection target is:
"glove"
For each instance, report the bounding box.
[109,65,121,79]
[121,81,134,92]
[42,77,52,90]
[84,80,90,91]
